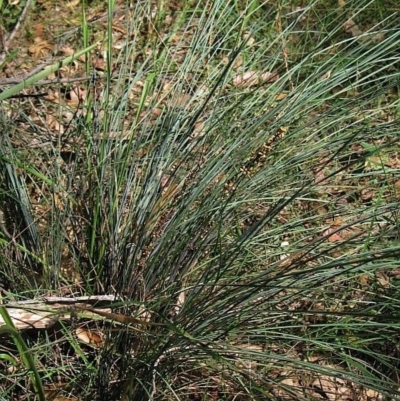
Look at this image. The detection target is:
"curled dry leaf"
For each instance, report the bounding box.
[129,80,145,98]
[93,55,105,71]
[344,19,384,43]
[280,240,290,261]
[191,119,206,138]
[275,93,287,101]
[65,86,88,106]
[232,70,279,88]
[323,226,343,243]
[344,19,363,37]
[322,217,345,243]
[172,290,186,316]
[137,304,152,322]
[46,115,64,134]
[60,45,86,62]
[66,0,81,8]
[33,23,44,37]
[75,327,104,347]
[151,107,163,116]
[44,89,59,102]
[169,92,192,108]
[364,155,385,171]
[160,175,169,188]
[375,271,390,289]
[61,46,75,56]
[28,38,53,58]
[320,70,332,80]
[233,55,244,69]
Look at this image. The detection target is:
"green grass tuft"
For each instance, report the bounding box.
[0,0,400,400]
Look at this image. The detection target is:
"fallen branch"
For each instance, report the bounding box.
[0,295,121,330]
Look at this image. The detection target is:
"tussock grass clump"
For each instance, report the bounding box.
[0,0,400,400]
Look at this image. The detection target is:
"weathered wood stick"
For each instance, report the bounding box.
[0,295,156,330]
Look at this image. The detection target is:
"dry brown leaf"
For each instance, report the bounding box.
[28,38,53,58]
[232,71,279,88]
[364,155,385,171]
[61,46,75,56]
[46,115,65,134]
[365,388,380,400]
[75,327,103,347]
[160,175,169,189]
[53,192,65,211]
[65,86,88,106]
[344,19,384,43]
[172,290,186,316]
[359,274,370,288]
[320,70,332,80]
[344,19,363,37]
[33,23,44,38]
[112,24,127,35]
[66,0,81,8]
[137,304,152,322]
[130,79,150,101]
[360,188,375,201]
[191,119,206,138]
[275,93,287,101]
[375,271,390,288]
[280,240,290,261]
[45,89,60,102]
[169,92,192,108]
[323,225,343,242]
[327,232,342,242]
[93,55,105,71]
[151,107,163,116]
[372,32,385,43]
[60,45,86,62]
[233,55,244,69]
